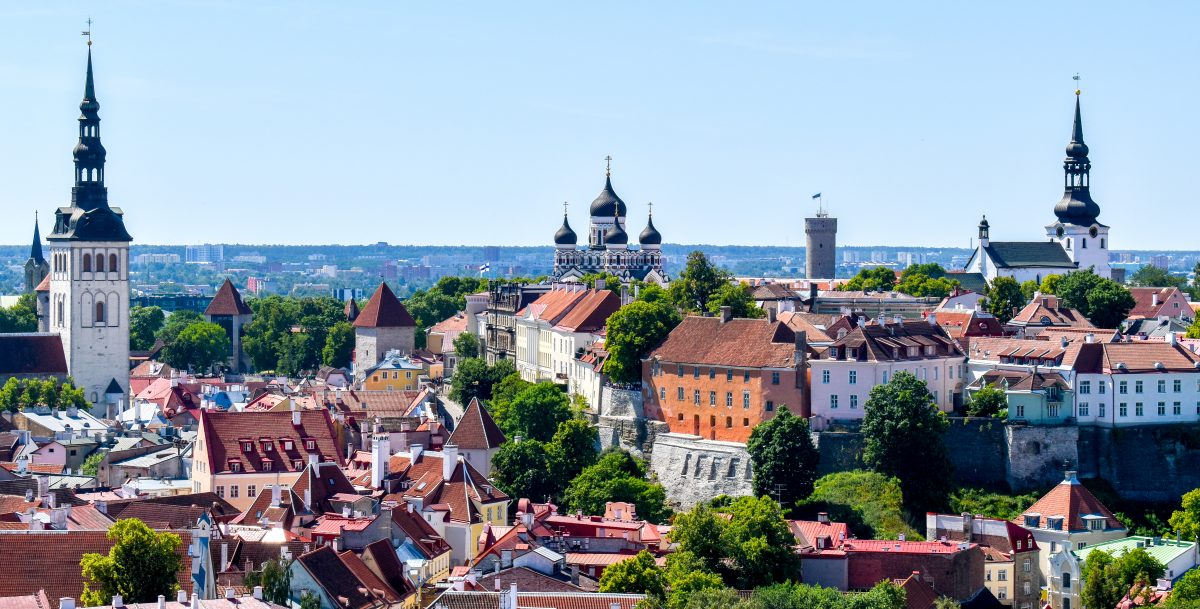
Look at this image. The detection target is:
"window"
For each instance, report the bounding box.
[1024,581,1032,594]
[95,301,106,325]
[230,486,239,498]
[229,461,242,473]
[1119,381,1128,394]
[1175,402,1182,415]
[822,370,830,384]
[998,590,1007,600]
[1078,403,1089,417]
[933,367,938,381]
[850,395,859,409]
[882,371,889,384]
[726,369,733,381]
[998,571,1007,582]
[743,418,750,427]
[247,485,257,498]
[82,253,91,272]
[1159,402,1166,416]
[726,392,733,407]
[109,254,119,272]
[95,254,105,272]
[677,365,684,377]
[765,401,774,412]
[1077,542,1087,549]
[744,371,750,382]
[708,368,716,379]
[1119,403,1128,417]
[263,460,272,472]
[659,387,666,401]
[986,570,991,582]
[771,372,780,385]
[1024,559,1031,573]
[1099,404,1105,418]
[1159,380,1167,393]
[1135,380,1144,394]
[1062,573,1071,590]
[830,395,839,409]
[1099,382,1106,394]
[849,370,857,385]
[743,391,750,409]
[677,387,684,401]
[693,367,699,379]
[677,413,684,421]
[1015,404,1025,417]
[305,439,316,450]
[216,486,225,498]
[1049,404,1059,418]
[709,391,716,406]
[1136,402,1144,416]
[1080,381,1091,394]
[693,390,700,405]
[725,417,732,428]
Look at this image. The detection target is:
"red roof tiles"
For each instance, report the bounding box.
[354,283,415,328]
[205,279,252,316]
[199,409,343,475]
[553,290,620,333]
[448,399,506,450]
[646,317,804,368]
[1015,473,1122,532]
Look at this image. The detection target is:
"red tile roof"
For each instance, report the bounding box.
[205,279,252,316]
[354,283,415,328]
[294,546,385,609]
[1091,341,1200,374]
[475,567,586,594]
[788,519,849,549]
[33,276,50,293]
[0,335,67,376]
[553,290,620,333]
[646,317,805,368]
[842,539,975,554]
[517,289,590,325]
[448,399,506,451]
[0,591,50,609]
[1011,295,1093,328]
[894,574,939,609]
[199,409,343,475]
[432,591,644,609]
[337,550,403,603]
[1015,473,1122,533]
[1128,287,1188,319]
[386,452,508,525]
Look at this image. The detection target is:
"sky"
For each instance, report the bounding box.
[1,2,1197,249]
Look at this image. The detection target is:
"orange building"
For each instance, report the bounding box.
[641,308,816,443]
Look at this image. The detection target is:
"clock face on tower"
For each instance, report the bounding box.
[1089,226,1099,238]
[1056,226,1065,238]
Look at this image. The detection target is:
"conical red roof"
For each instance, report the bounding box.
[205,279,251,316]
[354,282,415,328]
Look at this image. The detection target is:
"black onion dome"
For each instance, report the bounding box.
[554,214,577,245]
[589,176,628,218]
[639,215,661,245]
[73,140,106,162]
[605,212,629,245]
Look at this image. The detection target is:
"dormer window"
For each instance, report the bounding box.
[240,439,253,453]
[305,439,317,451]
[262,460,273,472]
[229,460,242,473]
[829,348,838,359]
[293,460,304,470]
[282,439,294,451]
[1024,515,1040,528]
[261,438,274,452]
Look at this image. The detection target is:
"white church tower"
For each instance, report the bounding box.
[46,46,132,415]
[1045,90,1111,279]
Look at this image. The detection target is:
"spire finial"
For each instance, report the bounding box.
[563,201,569,217]
[1073,72,1080,96]
[82,17,93,47]
[604,155,612,177]
[647,201,653,218]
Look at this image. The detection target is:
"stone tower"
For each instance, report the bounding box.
[353,282,416,380]
[23,216,49,293]
[805,205,837,279]
[46,47,132,414]
[204,279,254,373]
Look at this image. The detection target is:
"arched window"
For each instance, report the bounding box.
[109,253,118,274]
[95,301,106,325]
[95,253,105,273]
[82,253,92,272]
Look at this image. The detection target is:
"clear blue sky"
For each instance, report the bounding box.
[2,2,1196,249]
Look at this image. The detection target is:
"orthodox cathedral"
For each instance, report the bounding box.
[552,163,669,285]
[964,91,1113,284]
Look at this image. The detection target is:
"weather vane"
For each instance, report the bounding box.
[604,155,612,177]
[1073,73,1081,96]
[82,17,93,46]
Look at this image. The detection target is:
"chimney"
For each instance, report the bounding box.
[253,587,264,600]
[817,512,829,524]
[442,444,458,482]
[719,306,733,323]
[25,489,33,502]
[767,308,777,323]
[112,596,123,608]
[271,484,281,508]
[59,599,75,609]
[911,571,921,582]
[411,444,423,463]
[501,548,513,568]
[158,596,166,609]
[17,456,27,474]
[292,408,302,426]
[220,542,229,570]
[177,591,188,604]
[1168,332,1179,346]
[371,432,392,490]
[808,284,818,312]
[1152,292,1159,307]
[308,453,319,467]
[595,278,606,291]
[1065,470,1078,483]
[508,583,518,609]
[1085,333,1095,344]
[304,487,312,509]
[520,511,533,527]
[962,512,975,541]
[191,593,199,609]
[928,313,937,326]
[225,588,236,600]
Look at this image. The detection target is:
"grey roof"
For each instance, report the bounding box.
[947,272,988,293]
[983,242,1075,269]
[1125,317,1190,338]
[112,445,189,468]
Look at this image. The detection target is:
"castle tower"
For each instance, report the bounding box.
[805,199,837,279]
[1046,91,1111,278]
[204,279,253,373]
[23,215,49,293]
[353,282,416,380]
[46,46,132,414]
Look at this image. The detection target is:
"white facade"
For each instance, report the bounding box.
[1046,221,1111,279]
[1073,371,1200,426]
[48,240,130,415]
[809,354,966,423]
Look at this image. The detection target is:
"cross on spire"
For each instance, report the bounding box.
[82,18,93,47]
[562,201,569,216]
[647,201,653,217]
[604,155,612,177]
[1073,72,1081,96]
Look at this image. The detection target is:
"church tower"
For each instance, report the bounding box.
[1046,91,1111,278]
[46,46,132,414]
[23,215,49,293]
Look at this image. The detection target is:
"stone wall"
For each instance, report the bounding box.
[647,433,754,508]
[1004,424,1079,491]
[600,386,644,419]
[1078,425,1200,502]
[944,418,1008,487]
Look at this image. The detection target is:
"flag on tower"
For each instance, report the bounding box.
[812,193,822,199]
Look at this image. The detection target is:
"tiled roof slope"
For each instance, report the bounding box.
[518,290,588,325]
[1091,341,1200,374]
[1128,287,1186,319]
[199,409,343,474]
[205,279,252,316]
[294,546,383,609]
[1011,295,1093,328]
[1015,472,1122,533]
[354,283,416,328]
[646,317,803,368]
[0,335,67,375]
[448,398,505,450]
[829,322,961,362]
[983,242,1074,268]
[553,290,620,333]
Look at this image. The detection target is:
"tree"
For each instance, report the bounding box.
[986,277,1025,324]
[128,306,166,352]
[598,551,665,598]
[1188,318,1200,340]
[243,559,292,606]
[861,371,952,512]
[1019,280,1039,301]
[1082,548,1165,609]
[0,378,88,412]
[798,470,918,540]
[451,331,480,358]
[321,321,355,368]
[155,309,204,347]
[1169,488,1200,549]
[580,272,623,289]
[948,487,1041,521]
[162,322,231,372]
[404,288,459,349]
[720,496,802,588]
[662,553,724,609]
[668,503,729,574]
[241,296,345,373]
[299,592,321,609]
[668,251,732,313]
[1055,270,1135,328]
[967,383,1007,418]
[1129,265,1186,288]
[449,358,515,404]
[81,451,104,476]
[705,283,764,318]
[1039,274,1064,295]
[80,518,182,605]
[747,408,819,509]
[0,293,37,333]
[547,419,599,482]
[839,267,897,292]
[494,383,572,442]
[895,264,958,298]
[603,300,682,383]
[933,598,960,609]
[489,440,559,502]
[1164,567,1200,608]
[562,450,671,524]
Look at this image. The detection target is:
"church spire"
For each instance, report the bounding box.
[29,214,45,264]
[1053,90,1100,226]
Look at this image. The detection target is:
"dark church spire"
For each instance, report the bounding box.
[1053,91,1101,226]
[30,213,45,264]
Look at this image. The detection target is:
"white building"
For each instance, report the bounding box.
[808,318,966,428]
[514,285,619,385]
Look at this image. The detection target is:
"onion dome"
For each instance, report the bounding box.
[639,212,661,245]
[590,175,628,218]
[1054,93,1101,225]
[605,208,628,245]
[73,140,106,163]
[554,212,578,246]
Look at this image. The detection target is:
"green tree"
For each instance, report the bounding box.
[321,321,355,368]
[580,272,623,289]
[933,598,961,609]
[162,322,231,372]
[603,300,682,383]
[1039,274,1064,295]
[299,592,320,609]
[895,264,959,298]
[0,293,38,333]
[80,518,182,605]
[243,559,292,606]
[449,358,515,404]
[489,440,559,502]
[635,283,670,304]
[705,283,764,318]
[451,331,480,359]
[861,371,952,512]
[1019,280,1039,301]
[668,251,733,312]
[494,383,572,442]
[747,408,819,509]
[404,288,459,349]
[1055,270,1135,328]
[986,277,1025,324]
[948,487,1041,521]
[840,267,897,292]
[677,587,740,609]
[1169,488,1200,549]
[1164,567,1200,608]
[562,450,671,524]
[598,551,665,598]
[668,503,729,574]
[547,419,599,482]
[799,470,918,540]
[0,378,20,412]
[662,552,724,609]
[155,309,204,347]
[81,451,104,476]
[1129,265,1186,288]
[1082,548,1165,609]
[1188,318,1200,340]
[967,383,1007,418]
[720,496,802,588]
[128,306,166,352]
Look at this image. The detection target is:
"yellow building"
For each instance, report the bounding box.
[363,350,427,391]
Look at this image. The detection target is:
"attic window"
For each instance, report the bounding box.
[229,460,242,473]
[262,459,273,472]
[305,439,316,450]
[261,438,274,452]
[240,440,253,453]
[281,439,294,451]
[293,460,304,470]
[1024,515,1040,528]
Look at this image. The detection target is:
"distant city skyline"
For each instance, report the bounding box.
[2,3,1197,249]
